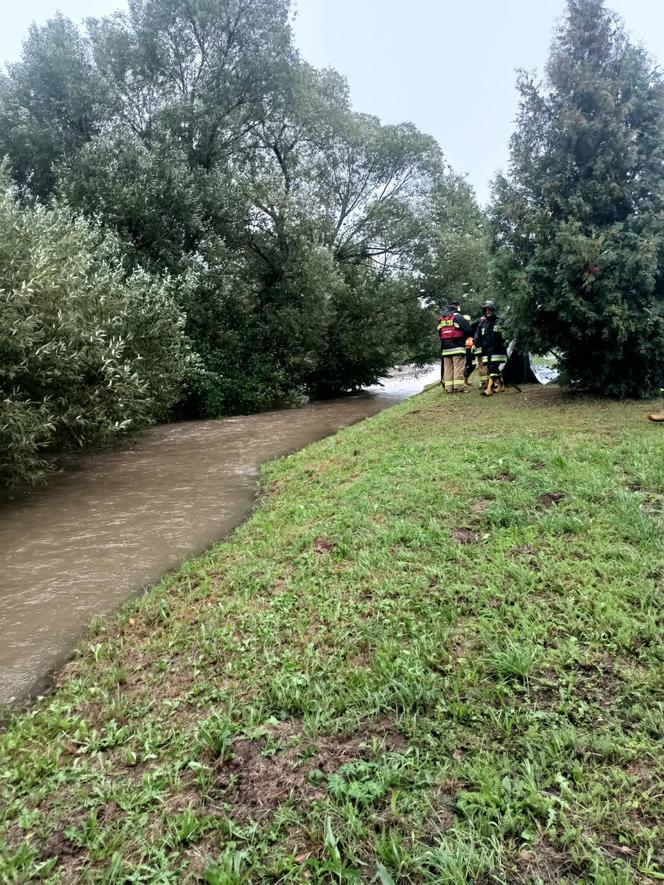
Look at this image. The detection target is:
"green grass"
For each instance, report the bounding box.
[1,386,663,883]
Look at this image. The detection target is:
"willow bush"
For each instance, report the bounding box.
[0,173,191,490]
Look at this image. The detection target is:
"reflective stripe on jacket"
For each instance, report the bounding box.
[474,314,506,360]
[439,311,472,355]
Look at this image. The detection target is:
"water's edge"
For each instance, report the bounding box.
[0,367,439,707]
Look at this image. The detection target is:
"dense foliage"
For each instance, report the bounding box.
[421,172,490,318]
[0,171,190,489]
[491,0,664,396]
[0,0,488,422]
[4,0,664,493]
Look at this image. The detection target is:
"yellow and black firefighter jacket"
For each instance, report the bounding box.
[474,314,507,372]
[438,310,472,358]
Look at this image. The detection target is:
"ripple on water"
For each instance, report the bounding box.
[0,366,439,704]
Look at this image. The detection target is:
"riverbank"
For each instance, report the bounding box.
[2,386,663,882]
[0,367,439,707]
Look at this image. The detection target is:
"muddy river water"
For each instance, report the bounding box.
[0,367,439,706]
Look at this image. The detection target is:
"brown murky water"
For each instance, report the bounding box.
[0,367,439,705]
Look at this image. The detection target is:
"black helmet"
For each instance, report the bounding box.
[483,300,497,312]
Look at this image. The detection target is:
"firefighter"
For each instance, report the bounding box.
[474,301,507,396]
[437,302,472,394]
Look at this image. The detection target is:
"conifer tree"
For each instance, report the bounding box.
[492,0,664,396]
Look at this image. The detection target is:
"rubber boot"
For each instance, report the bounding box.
[483,377,494,397]
[494,376,505,394]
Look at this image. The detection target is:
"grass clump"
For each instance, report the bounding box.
[1,386,663,882]
[486,638,538,684]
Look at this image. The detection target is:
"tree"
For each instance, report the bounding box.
[0,15,105,198]
[0,168,190,489]
[57,134,204,272]
[229,62,444,399]
[86,0,292,166]
[420,171,490,318]
[1,0,479,417]
[491,0,664,396]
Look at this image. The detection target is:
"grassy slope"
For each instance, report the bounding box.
[1,386,663,884]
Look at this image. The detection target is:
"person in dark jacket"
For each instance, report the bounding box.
[474,301,507,396]
[438,302,472,393]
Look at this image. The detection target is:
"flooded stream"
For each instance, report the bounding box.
[0,367,439,705]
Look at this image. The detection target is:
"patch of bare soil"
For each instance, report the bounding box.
[509,544,538,558]
[640,492,664,515]
[38,798,125,868]
[210,717,405,820]
[313,536,335,555]
[514,841,579,884]
[508,544,541,573]
[472,499,491,518]
[2,819,25,854]
[424,783,456,834]
[452,528,481,545]
[626,760,658,787]
[527,667,563,709]
[573,656,622,709]
[40,822,87,866]
[537,492,566,508]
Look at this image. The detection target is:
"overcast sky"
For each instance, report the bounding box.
[3,0,664,203]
